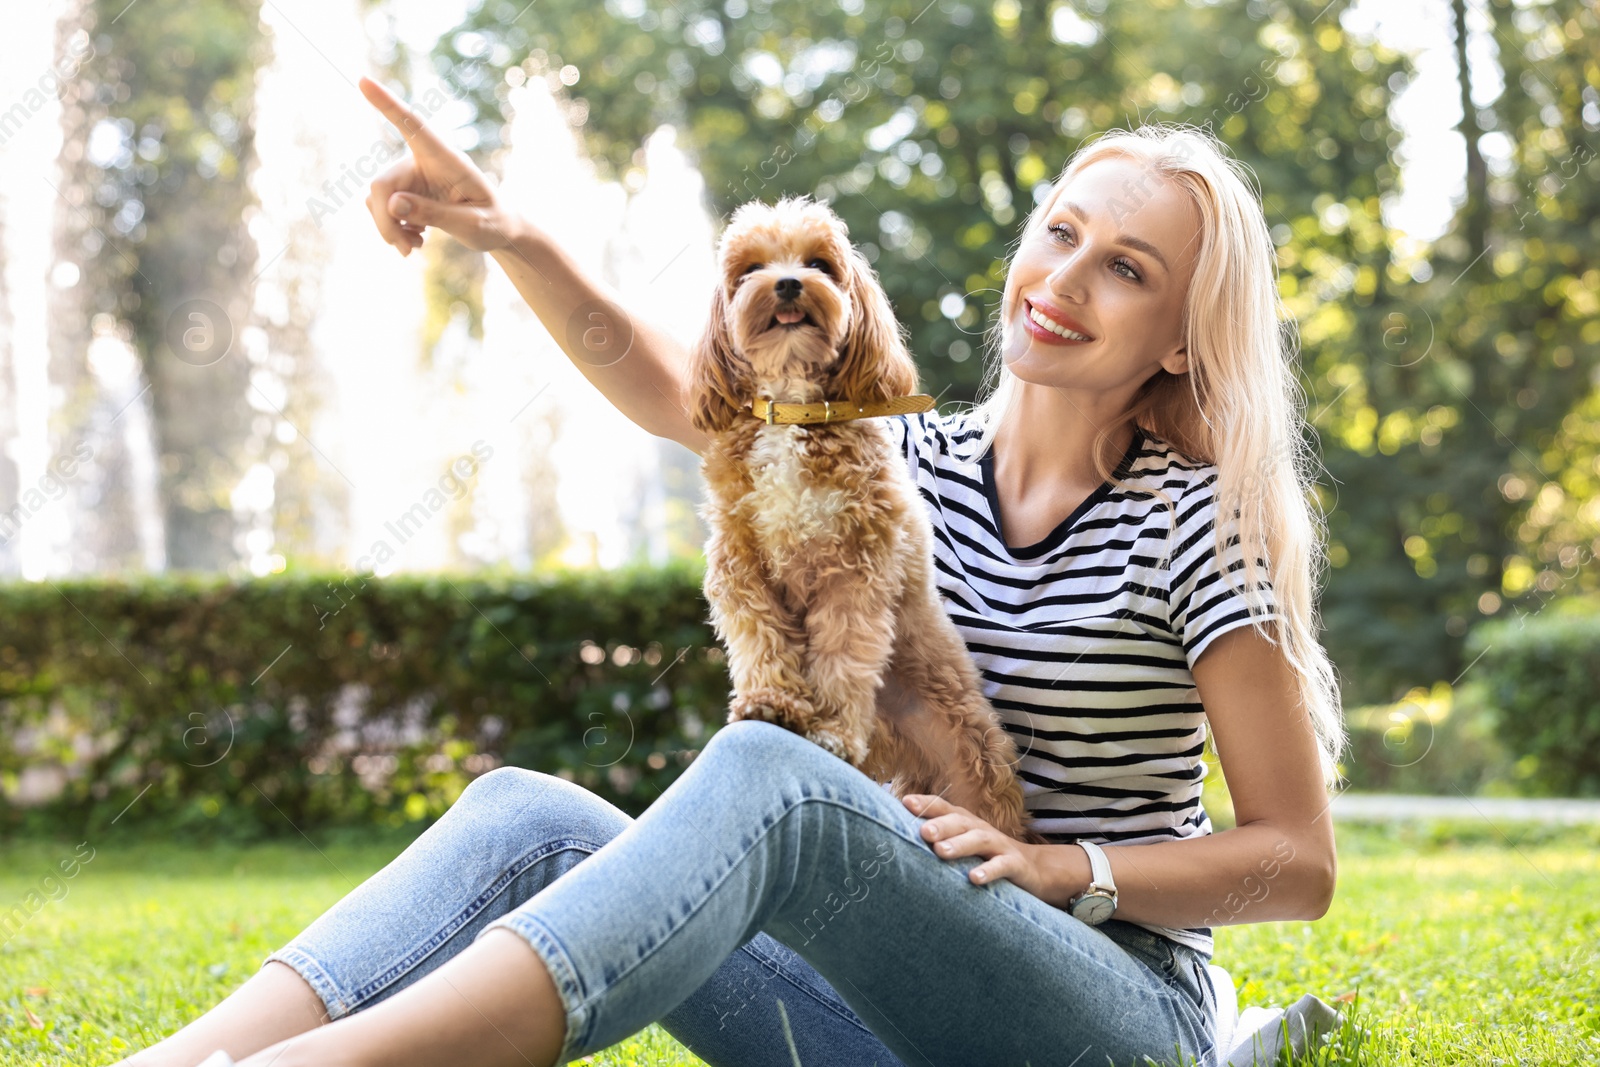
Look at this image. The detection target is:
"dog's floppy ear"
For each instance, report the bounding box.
[688,281,750,435]
[827,246,920,403]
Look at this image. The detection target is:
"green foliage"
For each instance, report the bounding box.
[0,565,728,837]
[1314,0,1600,705]
[1467,599,1600,797]
[1336,682,1519,797]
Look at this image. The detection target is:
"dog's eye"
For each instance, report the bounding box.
[806,258,834,276]
[740,262,764,277]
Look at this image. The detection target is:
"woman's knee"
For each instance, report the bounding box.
[447,764,632,847]
[700,719,820,768]
[698,719,880,800]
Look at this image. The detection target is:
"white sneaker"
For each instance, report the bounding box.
[1204,962,1346,1067]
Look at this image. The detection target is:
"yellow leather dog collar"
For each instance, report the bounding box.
[748,394,936,425]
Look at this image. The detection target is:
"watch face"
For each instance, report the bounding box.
[1073,894,1115,925]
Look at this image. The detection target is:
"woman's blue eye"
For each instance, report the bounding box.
[1046,223,1142,282]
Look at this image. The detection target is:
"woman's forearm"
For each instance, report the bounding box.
[489,218,711,457]
[1034,821,1335,927]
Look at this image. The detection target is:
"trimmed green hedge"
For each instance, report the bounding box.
[1468,599,1600,798]
[0,562,729,837]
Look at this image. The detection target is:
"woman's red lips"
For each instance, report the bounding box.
[1023,298,1094,342]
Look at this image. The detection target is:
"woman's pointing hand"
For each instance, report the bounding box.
[357,75,519,256]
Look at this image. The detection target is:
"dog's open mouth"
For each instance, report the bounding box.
[769,307,812,329]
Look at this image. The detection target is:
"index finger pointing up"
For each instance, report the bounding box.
[358,75,444,150]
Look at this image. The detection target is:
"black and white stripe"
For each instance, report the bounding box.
[886,408,1279,957]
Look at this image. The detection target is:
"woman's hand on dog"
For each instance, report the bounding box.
[903,793,1058,900]
[358,76,522,257]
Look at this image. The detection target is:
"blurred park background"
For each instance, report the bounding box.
[1,0,1598,1063]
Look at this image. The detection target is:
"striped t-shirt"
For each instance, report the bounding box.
[884,407,1279,957]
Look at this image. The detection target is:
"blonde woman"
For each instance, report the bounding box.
[118,79,1343,1067]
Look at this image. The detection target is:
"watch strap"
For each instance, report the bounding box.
[1077,839,1115,893]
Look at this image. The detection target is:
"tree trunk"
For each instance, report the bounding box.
[1451,0,1489,272]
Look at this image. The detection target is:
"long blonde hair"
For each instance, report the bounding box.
[963,122,1347,791]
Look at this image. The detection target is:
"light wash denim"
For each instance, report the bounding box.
[265,720,1219,1067]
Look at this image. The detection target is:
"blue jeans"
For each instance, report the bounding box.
[264,720,1219,1067]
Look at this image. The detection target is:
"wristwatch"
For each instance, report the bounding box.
[1067,840,1118,925]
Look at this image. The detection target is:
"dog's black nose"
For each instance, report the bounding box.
[774,277,802,300]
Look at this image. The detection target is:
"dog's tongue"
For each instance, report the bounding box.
[775,308,805,325]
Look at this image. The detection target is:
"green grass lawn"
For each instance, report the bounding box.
[1,819,1596,1066]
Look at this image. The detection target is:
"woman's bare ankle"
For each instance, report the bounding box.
[111,961,331,1067]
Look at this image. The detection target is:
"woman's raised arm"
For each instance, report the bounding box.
[357,76,711,458]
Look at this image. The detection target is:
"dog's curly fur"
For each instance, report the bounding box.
[688,196,1041,844]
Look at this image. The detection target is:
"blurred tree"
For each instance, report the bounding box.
[43,1,162,573]
[54,0,265,570]
[1473,0,1600,603]
[1313,0,1599,705]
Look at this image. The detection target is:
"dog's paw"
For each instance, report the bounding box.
[805,726,870,767]
[729,687,812,728]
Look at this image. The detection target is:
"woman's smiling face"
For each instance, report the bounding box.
[999,154,1202,400]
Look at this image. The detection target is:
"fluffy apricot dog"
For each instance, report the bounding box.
[687,196,1039,844]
